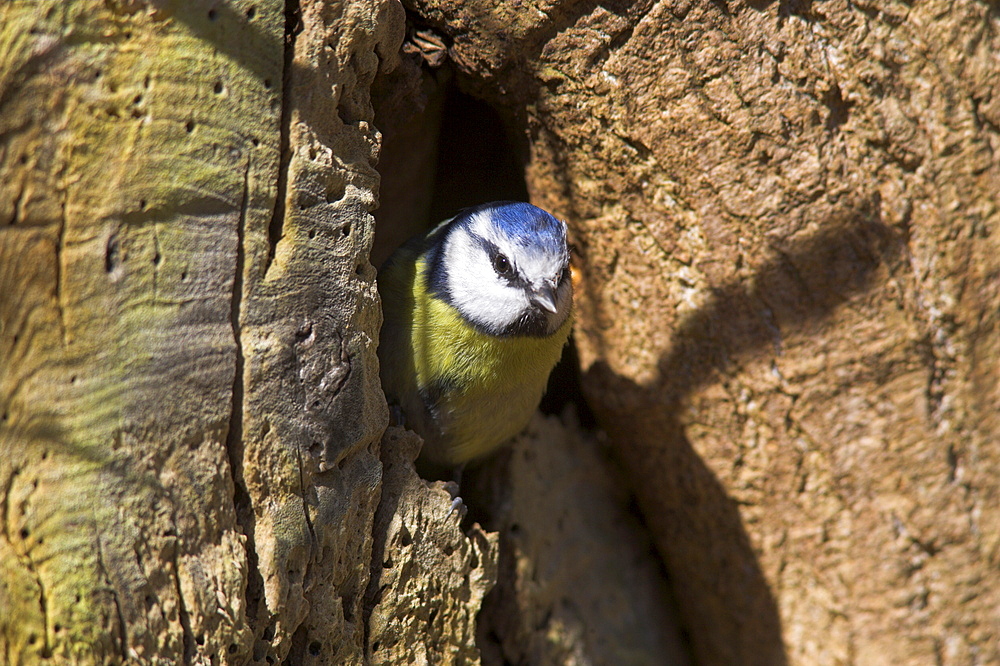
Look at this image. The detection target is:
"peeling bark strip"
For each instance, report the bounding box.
[399,0,1000,664]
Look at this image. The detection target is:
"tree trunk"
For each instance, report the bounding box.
[0,1,492,664]
[6,0,999,664]
[400,0,1000,664]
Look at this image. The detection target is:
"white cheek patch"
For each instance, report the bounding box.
[442,206,571,336]
[443,227,530,332]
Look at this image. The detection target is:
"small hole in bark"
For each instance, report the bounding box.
[400,527,412,547]
[251,137,260,147]
[20,528,29,539]
[372,641,380,652]
[342,595,355,622]
[40,450,48,460]
[105,234,120,272]
[19,154,28,164]
[185,120,195,133]
[308,641,321,656]
[214,81,224,95]
[196,634,205,646]
[308,229,316,239]
[262,623,275,642]
[228,644,238,654]
[263,78,273,89]
[337,104,357,126]
[326,180,346,203]
[208,8,218,20]
[246,6,256,19]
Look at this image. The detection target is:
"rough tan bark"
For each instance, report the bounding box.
[365,427,498,665]
[401,0,1000,664]
[470,414,690,666]
[1,1,501,664]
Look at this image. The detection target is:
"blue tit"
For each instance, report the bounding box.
[377,201,573,468]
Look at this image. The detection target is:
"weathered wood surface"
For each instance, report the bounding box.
[401,0,1000,663]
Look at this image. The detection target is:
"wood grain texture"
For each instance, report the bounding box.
[0,1,402,664]
[1,1,283,662]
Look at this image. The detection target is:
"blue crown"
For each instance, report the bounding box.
[469,201,566,253]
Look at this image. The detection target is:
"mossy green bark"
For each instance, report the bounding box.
[1,1,283,662]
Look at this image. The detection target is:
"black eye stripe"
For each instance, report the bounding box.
[475,237,523,282]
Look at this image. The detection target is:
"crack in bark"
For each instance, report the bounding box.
[226,157,249,461]
[171,541,193,666]
[7,178,26,226]
[55,192,68,347]
[264,0,302,275]
[0,466,16,545]
[295,449,317,548]
[225,156,251,527]
[34,565,50,658]
[152,222,161,303]
[94,526,128,661]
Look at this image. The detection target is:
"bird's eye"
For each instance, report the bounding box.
[492,254,511,276]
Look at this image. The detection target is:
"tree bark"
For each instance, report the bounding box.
[7,0,1000,664]
[0,1,455,664]
[401,0,1000,664]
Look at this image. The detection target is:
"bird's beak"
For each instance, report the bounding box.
[533,282,559,314]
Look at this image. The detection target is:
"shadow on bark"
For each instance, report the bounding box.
[582,198,902,665]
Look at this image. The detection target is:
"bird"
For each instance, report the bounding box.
[377,201,573,472]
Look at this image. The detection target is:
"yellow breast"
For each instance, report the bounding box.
[378,253,572,466]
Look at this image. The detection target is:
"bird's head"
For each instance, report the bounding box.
[429,201,572,337]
